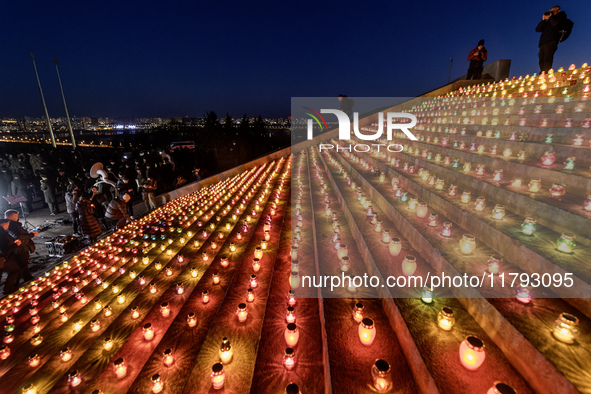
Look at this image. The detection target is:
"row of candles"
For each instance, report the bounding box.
[337,141,582,254]
[4,162,285,392]
[319,148,585,391]
[324,146,583,346]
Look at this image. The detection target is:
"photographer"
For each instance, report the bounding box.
[65,185,80,236]
[466,40,487,80]
[536,5,567,73]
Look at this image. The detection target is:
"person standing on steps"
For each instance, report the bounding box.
[536,5,568,73]
[466,39,487,80]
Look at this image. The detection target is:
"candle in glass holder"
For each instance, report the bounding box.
[187,312,197,327]
[160,302,170,317]
[459,234,476,254]
[427,213,438,227]
[254,246,263,259]
[459,336,486,371]
[285,323,299,347]
[162,348,174,367]
[382,229,391,243]
[211,363,225,390]
[246,288,255,303]
[202,290,210,304]
[284,347,296,371]
[549,183,566,199]
[103,337,113,351]
[237,303,248,323]
[68,370,82,387]
[113,358,127,379]
[528,179,542,192]
[151,373,163,393]
[516,283,533,304]
[90,318,101,332]
[460,191,471,204]
[448,185,457,197]
[359,318,376,346]
[487,256,501,274]
[556,233,576,253]
[402,255,417,276]
[371,359,392,392]
[287,290,296,307]
[492,170,503,182]
[487,382,517,394]
[149,283,157,294]
[389,238,402,256]
[353,302,364,323]
[474,197,486,212]
[541,151,556,166]
[28,353,40,367]
[521,217,537,235]
[143,323,154,340]
[416,203,428,218]
[437,307,455,331]
[0,345,10,360]
[441,222,452,237]
[491,204,506,220]
[421,287,433,303]
[552,313,579,344]
[252,258,261,272]
[220,256,229,268]
[250,274,258,288]
[564,157,576,170]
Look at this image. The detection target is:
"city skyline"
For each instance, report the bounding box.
[4,0,590,118]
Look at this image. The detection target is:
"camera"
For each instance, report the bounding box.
[544,11,552,16]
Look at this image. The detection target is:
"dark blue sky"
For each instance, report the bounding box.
[3,0,590,118]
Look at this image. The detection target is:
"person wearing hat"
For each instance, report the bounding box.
[466,39,488,80]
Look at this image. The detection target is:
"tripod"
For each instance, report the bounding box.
[19,202,35,231]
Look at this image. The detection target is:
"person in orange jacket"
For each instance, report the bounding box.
[466,39,487,80]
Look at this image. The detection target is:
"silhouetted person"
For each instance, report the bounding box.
[338,95,354,118]
[466,39,487,79]
[536,5,567,73]
[0,218,22,294]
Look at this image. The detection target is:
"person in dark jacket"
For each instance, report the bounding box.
[76,193,102,242]
[466,39,488,80]
[40,174,60,215]
[536,6,567,73]
[117,175,135,217]
[0,218,22,294]
[338,94,354,118]
[5,209,37,283]
[105,193,132,229]
[65,186,80,235]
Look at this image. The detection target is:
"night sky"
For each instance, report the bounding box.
[3,0,590,118]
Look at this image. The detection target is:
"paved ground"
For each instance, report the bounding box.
[0,194,135,297]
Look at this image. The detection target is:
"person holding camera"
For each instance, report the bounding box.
[466,39,487,80]
[536,5,568,73]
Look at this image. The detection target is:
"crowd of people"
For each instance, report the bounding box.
[0,146,203,291]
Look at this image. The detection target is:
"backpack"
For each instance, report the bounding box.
[558,18,574,43]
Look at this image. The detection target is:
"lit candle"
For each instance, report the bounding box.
[549,183,566,199]
[151,373,163,393]
[441,222,452,237]
[401,255,417,276]
[382,229,391,243]
[252,258,261,272]
[556,233,576,253]
[286,306,296,323]
[21,384,36,394]
[564,157,576,170]
[541,151,556,166]
[187,312,197,327]
[283,347,296,371]
[285,323,299,347]
[337,244,348,260]
[388,238,402,256]
[552,313,579,344]
[150,283,157,294]
[353,302,364,323]
[254,247,263,259]
[427,213,438,227]
[521,217,537,235]
[202,290,210,304]
[162,348,174,367]
[103,337,113,351]
[237,303,248,322]
[359,318,376,346]
[487,382,517,394]
[160,302,170,317]
[416,203,428,218]
[28,353,40,367]
[287,290,296,307]
[219,337,233,364]
[220,256,229,268]
[459,336,486,371]
[0,345,10,360]
[528,179,542,192]
[421,287,433,303]
[371,359,392,392]
[113,357,127,379]
[474,197,486,212]
[491,204,506,220]
[437,307,455,331]
[143,323,155,340]
[68,370,82,387]
[250,274,258,288]
[90,319,101,332]
[516,283,533,304]
[211,363,225,390]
